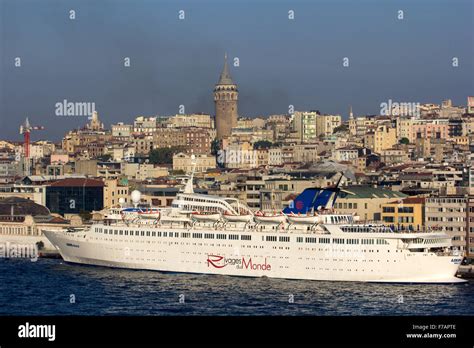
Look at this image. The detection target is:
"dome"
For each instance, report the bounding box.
[0,197,51,216]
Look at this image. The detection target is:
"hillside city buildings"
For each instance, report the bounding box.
[0,56,473,259]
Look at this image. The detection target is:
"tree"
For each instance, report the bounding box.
[96,154,112,162]
[253,140,273,149]
[170,169,185,175]
[211,139,221,156]
[79,210,92,222]
[149,147,184,165]
[399,137,410,145]
[333,124,349,134]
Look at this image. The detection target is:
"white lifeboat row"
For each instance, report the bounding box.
[106,207,327,226]
[191,210,321,225]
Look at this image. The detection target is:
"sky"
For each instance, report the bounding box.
[0,0,473,141]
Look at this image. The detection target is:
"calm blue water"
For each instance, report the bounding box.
[1,258,473,316]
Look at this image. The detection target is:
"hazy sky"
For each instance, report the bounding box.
[1,0,473,141]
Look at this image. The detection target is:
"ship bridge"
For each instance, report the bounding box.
[171,193,252,215]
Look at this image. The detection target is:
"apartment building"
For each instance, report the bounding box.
[425,196,467,253]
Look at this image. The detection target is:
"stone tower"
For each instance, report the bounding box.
[214,53,238,139]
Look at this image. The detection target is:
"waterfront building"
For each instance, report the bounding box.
[335,186,407,222]
[0,197,82,250]
[46,178,104,214]
[381,197,425,230]
[103,179,129,208]
[0,184,47,205]
[425,195,467,253]
[467,196,474,258]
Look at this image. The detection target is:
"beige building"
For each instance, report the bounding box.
[379,149,409,165]
[0,198,82,251]
[169,114,213,129]
[349,116,375,137]
[0,184,47,205]
[335,186,407,222]
[236,117,265,129]
[365,125,397,153]
[103,179,129,208]
[333,147,359,163]
[425,196,467,253]
[229,128,274,144]
[132,135,154,155]
[222,142,256,169]
[122,163,169,180]
[292,111,318,143]
[292,144,320,163]
[172,152,216,173]
[467,197,474,258]
[255,149,269,167]
[133,116,159,134]
[75,159,98,176]
[316,114,342,138]
[111,123,133,137]
[152,128,211,154]
[268,148,283,166]
[396,118,414,141]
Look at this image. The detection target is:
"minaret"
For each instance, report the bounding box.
[214,53,238,139]
[349,105,354,120]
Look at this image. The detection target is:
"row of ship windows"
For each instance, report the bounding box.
[295,237,388,245]
[95,228,252,241]
[96,228,389,246]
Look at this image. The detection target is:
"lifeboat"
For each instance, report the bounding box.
[137,210,160,219]
[191,211,222,222]
[122,207,160,219]
[253,211,287,224]
[286,212,320,225]
[223,211,253,223]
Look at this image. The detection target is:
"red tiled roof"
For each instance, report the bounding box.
[49,178,104,187]
[387,197,425,204]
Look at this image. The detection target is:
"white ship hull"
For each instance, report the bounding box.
[43,223,464,283]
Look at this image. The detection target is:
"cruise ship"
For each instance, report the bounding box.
[44,176,464,283]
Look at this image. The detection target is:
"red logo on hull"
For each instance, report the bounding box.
[207,255,227,268]
[206,255,271,271]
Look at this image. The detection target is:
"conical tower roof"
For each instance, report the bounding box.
[217,53,234,85]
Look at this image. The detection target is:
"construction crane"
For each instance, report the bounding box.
[19,117,44,159]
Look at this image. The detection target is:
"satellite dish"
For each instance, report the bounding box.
[118,197,125,205]
[131,190,141,204]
